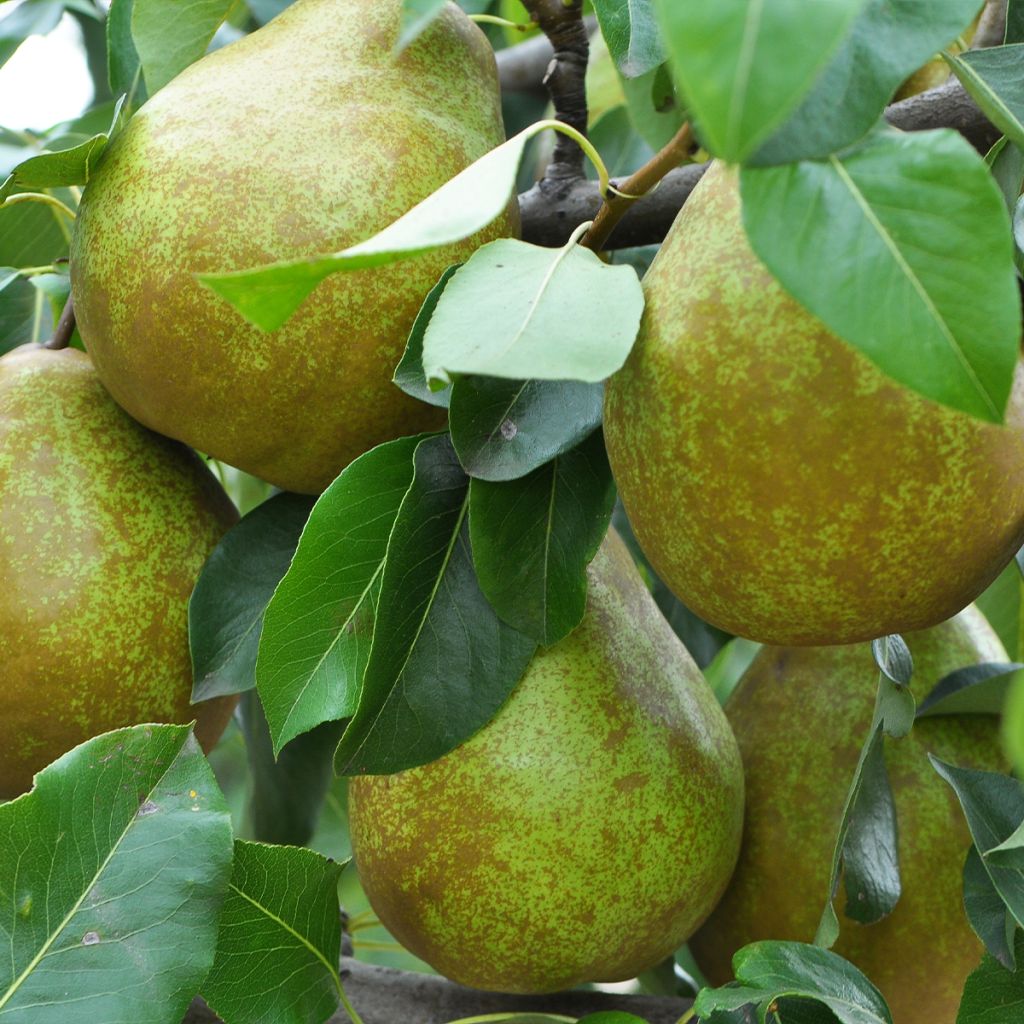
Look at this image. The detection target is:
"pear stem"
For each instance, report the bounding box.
[582,123,695,253]
[43,295,76,351]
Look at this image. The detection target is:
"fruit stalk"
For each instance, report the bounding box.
[44,295,75,351]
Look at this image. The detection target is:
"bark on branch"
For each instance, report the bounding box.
[182,958,690,1024]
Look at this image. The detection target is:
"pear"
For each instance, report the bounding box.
[690,607,1006,1024]
[70,0,515,495]
[603,160,1024,646]
[348,529,744,993]
[0,345,238,797]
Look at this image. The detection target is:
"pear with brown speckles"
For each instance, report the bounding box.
[0,345,238,798]
[690,606,1007,1024]
[604,160,1024,646]
[70,0,515,495]
[348,530,744,993]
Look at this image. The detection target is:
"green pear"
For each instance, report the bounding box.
[603,160,1024,646]
[0,345,238,797]
[70,0,515,495]
[348,529,744,993]
[690,607,1006,1024]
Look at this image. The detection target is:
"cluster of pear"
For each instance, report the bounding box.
[9,0,1019,1019]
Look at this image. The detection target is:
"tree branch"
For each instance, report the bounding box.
[182,959,690,1024]
[520,81,1002,248]
[495,17,597,96]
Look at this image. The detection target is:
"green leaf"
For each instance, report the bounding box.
[655,0,866,162]
[740,129,1021,423]
[751,0,981,165]
[0,0,63,69]
[239,691,344,847]
[199,121,549,332]
[0,269,40,353]
[449,377,603,482]
[871,635,916,739]
[578,1015,652,1024]
[256,436,423,754]
[334,434,536,775]
[948,45,1024,151]
[421,237,644,388]
[592,0,664,78]
[202,840,346,1024]
[132,0,234,95]
[917,662,1024,718]
[470,430,614,645]
[957,933,1024,1024]
[1005,670,1024,774]
[0,99,123,200]
[618,62,687,151]
[443,1016,575,1024]
[694,941,893,1024]
[0,192,73,266]
[393,264,460,408]
[1009,1,1024,44]
[964,846,1018,970]
[0,724,233,1023]
[931,757,1024,930]
[396,0,446,53]
[107,0,147,109]
[190,492,315,702]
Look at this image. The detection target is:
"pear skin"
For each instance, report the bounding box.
[604,160,1024,645]
[70,0,516,494]
[689,607,1006,1024]
[348,529,744,993]
[0,346,238,797]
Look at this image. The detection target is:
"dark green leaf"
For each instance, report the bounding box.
[393,264,460,408]
[588,106,656,180]
[335,434,536,775]
[752,0,981,165]
[592,0,664,78]
[257,436,423,753]
[957,933,1024,1024]
[469,430,615,645]
[421,237,643,388]
[964,846,1018,970]
[240,691,344,847]
[872,635,913,685]
[931,757,1024,929]
[948,45,1024,151]
[740,129,1021,423]
[0,724,233,1022]
[449,376,603,481]
[190,492,315,701]
[0,269,42,352]
[1009,1,1024,44]
[917,662,1024,717]
[656,0,865,162]
[694,941,892,1024]
[202,839,346,1024]
[132,0,234,95]
[977,558,1023,656]
[107,0,147,109]
[0,194,73,266]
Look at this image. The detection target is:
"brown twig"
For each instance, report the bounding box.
[520,0,589,181]
[583,124,694,253]
[495,16,598,95]
[43,295,75,351]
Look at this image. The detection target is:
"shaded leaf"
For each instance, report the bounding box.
[421,237,643,388]
[131,0,234,95]
[190,492,316,701]
[335,434,536,775]
[957,933,1024,1024]
[257,436,423,753]
[592,0,664,78]
[449,376,603,481]
[918,662,1024,718]
[393,264,460,408]
[948,45,1024,151]
[107,0,148,109]
[470,430,615,644]
[656,0,865,162]
[202,840,346,1024]
[740,129,1020,423]
[964,846,1018,970]
[0,724,233,1023]
[752,0,981,165]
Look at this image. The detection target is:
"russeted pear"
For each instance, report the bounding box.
[603,160,1024,646]
[348,530,744,993]
[70,0,515,495]
[0,345,238,797]
[690,607,1006,1024]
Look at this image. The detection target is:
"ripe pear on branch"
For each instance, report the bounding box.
[71,0,516,494]
[0,345,238,797]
